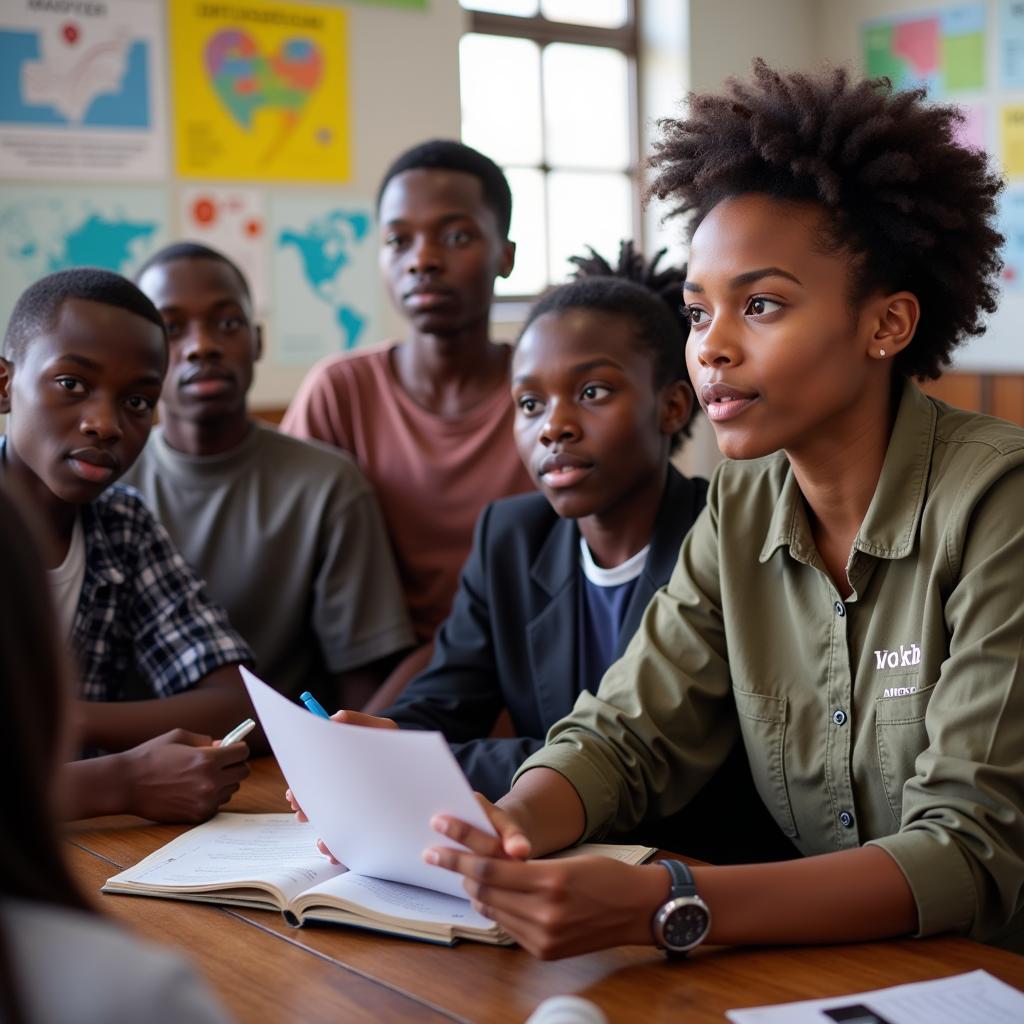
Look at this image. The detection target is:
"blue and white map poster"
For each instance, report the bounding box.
[270,194,379,366]
[0,186,170,332]
[0,0,166,180]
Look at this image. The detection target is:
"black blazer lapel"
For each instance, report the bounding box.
[526,516,581,729]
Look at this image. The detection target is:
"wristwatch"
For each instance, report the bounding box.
[651,859,711,956]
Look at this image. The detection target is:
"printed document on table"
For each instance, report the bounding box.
[726,970,1024,1024]
[242,667,495,899]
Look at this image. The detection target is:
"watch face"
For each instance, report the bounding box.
[664,901,709,950]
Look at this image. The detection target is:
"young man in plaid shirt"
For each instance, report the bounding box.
[0,268,255,822]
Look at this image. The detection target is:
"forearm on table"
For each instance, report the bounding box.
[692,845,917,946]
[78,668,251,750]
[64,755,130,818]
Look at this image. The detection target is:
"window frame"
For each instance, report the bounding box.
[461,2,643,301]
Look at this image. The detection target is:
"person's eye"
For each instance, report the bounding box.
[745,296,783,317]
[219,317,244,333]
[581,384,612,401]
[55,376,85,394]
[445,228,472,247]
[164,321,185,340]
[383,234,407,250]
[125,395,155,413]
[683,304,710,327]
[517,395,543,415]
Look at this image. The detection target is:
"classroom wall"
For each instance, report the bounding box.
[817,0,1024,375]
[0,0,467,421]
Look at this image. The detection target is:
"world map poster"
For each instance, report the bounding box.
[171,0,350,182]
[0,0,166,180]
[270,194,377,365]
[0,186,169,333]
[863,4,986,96]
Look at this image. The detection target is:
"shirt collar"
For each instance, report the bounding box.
[759,381,936,565]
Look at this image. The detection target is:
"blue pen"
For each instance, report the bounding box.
[299,691,331,719]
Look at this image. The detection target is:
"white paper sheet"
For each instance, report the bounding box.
[726,969,1024,1024]
[242,668,496,898]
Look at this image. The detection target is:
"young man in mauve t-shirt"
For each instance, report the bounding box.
[282,140,535,698]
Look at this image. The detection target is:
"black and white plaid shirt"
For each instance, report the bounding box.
[70,482,253,701]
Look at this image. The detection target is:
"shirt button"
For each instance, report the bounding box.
[832,709,847,726]
[833,601,846,617]
[839,810,854,828]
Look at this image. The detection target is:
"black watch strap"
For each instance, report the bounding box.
[659,859,698,899]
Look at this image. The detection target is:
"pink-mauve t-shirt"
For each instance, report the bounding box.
[281,344,534,643]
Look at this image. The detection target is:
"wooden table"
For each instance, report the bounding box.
[68,757,1024,1023]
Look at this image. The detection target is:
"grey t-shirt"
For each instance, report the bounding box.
[124,422,414,702]
[4,900,231,1024]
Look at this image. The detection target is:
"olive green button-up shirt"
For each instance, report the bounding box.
[515,382,1024,947]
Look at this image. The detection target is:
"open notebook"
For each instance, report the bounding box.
[102,812,654,946]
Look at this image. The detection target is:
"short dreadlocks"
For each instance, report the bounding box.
[521,241,696,446]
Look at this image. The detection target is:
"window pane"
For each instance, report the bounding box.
[541,0,628,28]
[459,0,539,15]
[543,44,630,170]
[547,171,632,284]
[460,34,542,166]
[497,168,547,296]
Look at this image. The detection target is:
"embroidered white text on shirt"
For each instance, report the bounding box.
[873,643,921,671]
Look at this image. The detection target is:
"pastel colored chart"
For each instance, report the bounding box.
[0,186,169,335]
[953,102,988,152]
[862,4,986,96]
[1002,105,1024,179]
[270,194,378,366]
[0,0,165,180]
[998,187,1024,293]
[171,0,350,182]
[179,187,270,314]
[1001,0,1024,89]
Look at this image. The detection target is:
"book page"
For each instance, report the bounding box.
[549,843,656,865]
[107,813,343,904]
[727,970,1024,1024]
[301,872,495,930]
[243,668,495,899]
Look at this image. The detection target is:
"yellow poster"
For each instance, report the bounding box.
[171,0,349,182]
[1002,104,1024,180]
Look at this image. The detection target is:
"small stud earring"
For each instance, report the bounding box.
[879,348,887,357]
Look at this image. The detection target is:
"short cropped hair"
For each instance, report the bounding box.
[648,59,1005,380]
[3,267,166,362]
[135,241,252,301]
[376,139,513,238]
[521,241,696,448]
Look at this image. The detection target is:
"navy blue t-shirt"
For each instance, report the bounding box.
[576,538,649,696]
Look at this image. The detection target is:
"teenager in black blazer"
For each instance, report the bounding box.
[326,246,795,862]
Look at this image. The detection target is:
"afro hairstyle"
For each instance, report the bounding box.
[648,58,1005,380]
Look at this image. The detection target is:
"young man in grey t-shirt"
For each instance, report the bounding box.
[125,243,414,710]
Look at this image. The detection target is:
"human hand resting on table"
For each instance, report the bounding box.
[284,708,398,862]
[423,801,668,960]
[120,729,250,823]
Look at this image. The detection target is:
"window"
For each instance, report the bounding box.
[459,1,639,298]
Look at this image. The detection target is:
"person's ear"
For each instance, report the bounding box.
[498,239,516,280]
[253,324,264,364]
[0,357,13,415]
[865,292,919,363]
[659,380,693,437]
